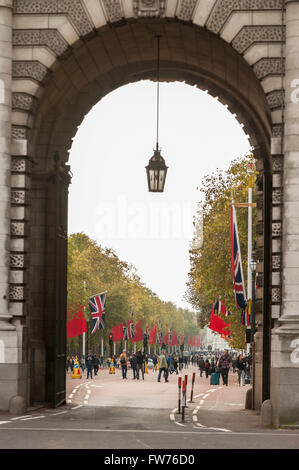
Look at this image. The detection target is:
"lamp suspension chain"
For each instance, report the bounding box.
[156,34,160,150]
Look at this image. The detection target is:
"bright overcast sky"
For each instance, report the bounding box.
[68,81,251,311]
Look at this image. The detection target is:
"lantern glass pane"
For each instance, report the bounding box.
[158,170,165,191]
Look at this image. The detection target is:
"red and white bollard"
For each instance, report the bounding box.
[190,372,196,403]
[178,376,182,414]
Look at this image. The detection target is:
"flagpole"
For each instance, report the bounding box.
[83,280,87,357]
[247,163,254,353]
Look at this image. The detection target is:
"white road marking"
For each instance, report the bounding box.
[196,422,206,428]
[0,421,11,425]
[21,416,45,421]
[207,427,232,433]
[2,427,294,438]
[11,415,31,421]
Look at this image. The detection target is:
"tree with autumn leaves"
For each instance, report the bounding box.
[185,155,256,349]
[67,233,199,354]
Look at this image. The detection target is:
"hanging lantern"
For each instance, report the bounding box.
[146,34,168,192]
[146,146,168,192]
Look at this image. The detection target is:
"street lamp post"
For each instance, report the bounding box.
[250,246,257,396]
[247,162,255,353]
[143,332,148,354]
[250,247,257,346]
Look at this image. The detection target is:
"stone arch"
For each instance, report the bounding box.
[29,20,271,170]
[19,19,272,409]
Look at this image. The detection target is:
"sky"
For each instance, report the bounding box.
[68,81,251,311]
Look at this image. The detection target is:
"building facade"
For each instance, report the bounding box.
[0,0,298,426]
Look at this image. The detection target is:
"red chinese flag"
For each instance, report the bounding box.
[112,323,123,342]
[209,304,231,336]
[131,320,143,343]
[67,306,87,338]
[162,332,169,345]
[149,325,157,345]
[170,330,178,346]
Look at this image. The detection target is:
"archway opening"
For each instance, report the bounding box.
[27,20,271,409]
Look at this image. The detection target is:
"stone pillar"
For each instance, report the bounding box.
[271,0,299,427]
[0,0,20,411]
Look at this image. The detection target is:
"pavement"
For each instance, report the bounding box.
[0,365,298,449]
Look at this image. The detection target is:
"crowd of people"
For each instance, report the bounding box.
[67,348,251,386]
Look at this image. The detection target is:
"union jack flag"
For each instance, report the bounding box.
[230,205,247,311]
[123,324,129,341]
[128,319,135,340]
[157,329,163,344]
[89,291,106,335]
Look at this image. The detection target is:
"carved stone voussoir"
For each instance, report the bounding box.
[206,0,283,34]
[253,58,285,80]
[12,60,49,84]
[13,29,69,57]
[102,0,123,23]
[232,26,285,55]
[176,0,197,22]
[13,0,93,37]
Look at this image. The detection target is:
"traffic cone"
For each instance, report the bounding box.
[72,357,81,379]
[109,359,115,374]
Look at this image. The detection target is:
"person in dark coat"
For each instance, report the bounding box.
[198,357,205,377]
[204,359,210,378]
[219,349,232,386]
[136,350,145,380]
[236,354,246,386]
[130,353,138,379]
[93,354,99,376]
[85,350,93,379]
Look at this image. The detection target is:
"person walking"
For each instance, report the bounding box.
[210,358,216,374]
[152,354,158,372]
[120,350,128,379]
[80,356,86,375]
[136,350,145,380]
[93,354,99,376]
[130,353,138,379]
[232,355,237,373]
[236,354,246,386]
[172,355,179,375]
[198,356,205,377]
[157,350,169,382]
[219,349,232,386]
[85,351,94,379]
[204,358,210,378]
